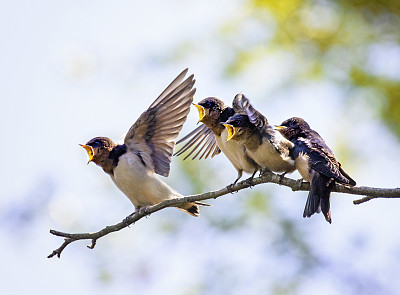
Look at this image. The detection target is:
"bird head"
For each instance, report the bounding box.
[80,137,115,165]
[222,114,250,142]
[193,97,227,127]
[275,117,310,140]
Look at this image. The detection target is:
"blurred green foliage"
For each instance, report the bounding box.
[223,0,400,138]
[170,1,400,292]
[351,68,400,136]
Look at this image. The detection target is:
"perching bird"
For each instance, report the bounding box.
[174,96,259,187]
[276,117,356,223]
[80,69,204,217]
[221,94,295,177]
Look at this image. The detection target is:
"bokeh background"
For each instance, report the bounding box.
[2,0,400,294]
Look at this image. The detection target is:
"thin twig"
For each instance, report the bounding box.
[48,171,400,258]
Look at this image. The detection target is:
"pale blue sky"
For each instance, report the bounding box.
[1,1,400,294]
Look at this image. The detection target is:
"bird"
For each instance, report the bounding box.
[174,96,259,188]
[80,69,205,217]
[275,117,356,223]
[221,94,295,177]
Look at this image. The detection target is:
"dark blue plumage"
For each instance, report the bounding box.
[278,117,356,223]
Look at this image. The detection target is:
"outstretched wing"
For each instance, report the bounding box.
[232,94,268,128]
[124,69,195,177]
[233,93,293,154]
[174,124,221,160]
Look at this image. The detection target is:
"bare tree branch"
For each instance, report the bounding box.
[48,171,400,258]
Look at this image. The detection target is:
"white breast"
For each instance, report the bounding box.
[111,153,178,209]
[295,152,312,182]
[248,136,295,173]
[216,129,255,174]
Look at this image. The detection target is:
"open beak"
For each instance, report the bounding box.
[193,103,205,123]
[222,124,236,141]
[80,144,94,164]
[274,125,287,131]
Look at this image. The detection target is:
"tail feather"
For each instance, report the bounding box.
[177,203,199,217]
[303,173,334,223]
[176,201,211,217]
[303,190,321,218]
[320,195,331,224]
[195,201,211,206]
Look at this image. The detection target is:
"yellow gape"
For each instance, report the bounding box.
[80,144,94,163]
[223,124,236,141]
[193,103,205,122]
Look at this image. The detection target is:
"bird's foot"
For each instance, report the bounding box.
[243,176,255,188]
[296,178,305,190]
[278,172,287,184]
[122,206,150,226]
[123,212,136,227]
[226,181,239,194]
[259,168,272,177]
[138,206,150,216]
[227,183,235,194]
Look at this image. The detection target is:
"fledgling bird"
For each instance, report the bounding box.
[276,117,356,223]
[222,94,295,177]
[80,69,204,217]
[174,96,259,187]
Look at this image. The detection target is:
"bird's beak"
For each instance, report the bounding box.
[274,125,286,131]
[193,103,205,123]
[223,124,236,141]
[80,144,94,164]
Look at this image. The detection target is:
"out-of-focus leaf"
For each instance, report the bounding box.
[351,68,400,138]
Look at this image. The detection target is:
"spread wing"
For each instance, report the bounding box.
[298,132,355,185]
[174,124,221,160]
[232,94,268,128]
[233,93,293,154]
[124,69,195,176]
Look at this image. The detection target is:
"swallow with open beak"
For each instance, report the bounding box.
[174,96,259,187]
[276,117,356,223]
[80,69,205,217]
[221,94,295,178]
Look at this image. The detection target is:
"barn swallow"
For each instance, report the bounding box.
[80,69,205,217]
[222,94,295,176]
[174,96,259,187]
[276,117,356,223]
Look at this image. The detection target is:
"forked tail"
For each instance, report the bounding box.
[303,173,334,223]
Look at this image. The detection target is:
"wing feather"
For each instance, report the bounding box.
[174,124,221,160]
[233,94,268,128]
[124,70,195,177]
[299,134,355,185]
[174,125,211,156]
[192,133,215,160]
[199,135,216,160]
[148,68,188,108]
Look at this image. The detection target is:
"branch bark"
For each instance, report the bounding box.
[48,171,400,258]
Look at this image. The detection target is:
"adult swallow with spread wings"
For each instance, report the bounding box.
[80,69,205,217]
[174,96,259,187]
[221,94,295,177]
[276,117,356,223]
